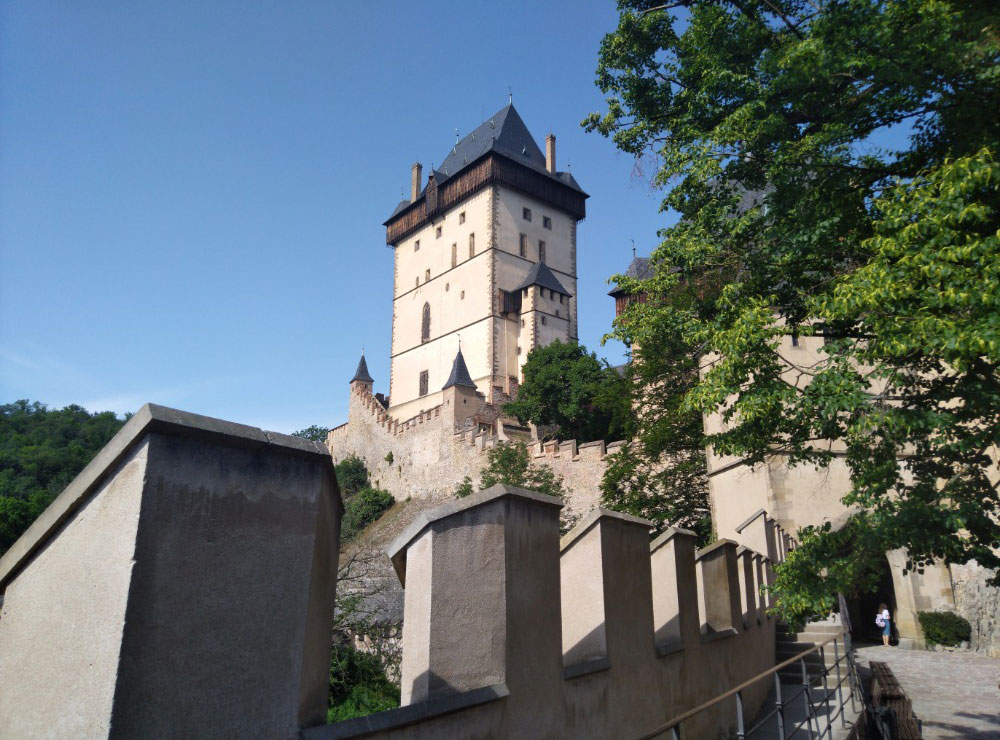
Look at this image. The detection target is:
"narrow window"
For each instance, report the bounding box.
[517,346,522,355]
[522,207,532,222]
[519,234,527,257]
[414,239,420,252]
[421,302,431,343]
[520,319,525,328]
[543,215,552,230]
[460,290,465,299]
[539,240,546,263]
[459,211,466,224]
[451,243,457,268]
[469,232,475,258]
[425,268,431,282]
[791,331,799,347]
[435,226,442,238]
[415,276,419,287]
[555,309,560,318]
[445,282,450,292]
[541,316,547,326]
[419,371,429,397]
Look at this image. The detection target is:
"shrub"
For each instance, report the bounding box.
[384,451,393,464]
[335,455,370,498]
[341,487,395,541]
[327,641,399,722]
[917,611,971,647]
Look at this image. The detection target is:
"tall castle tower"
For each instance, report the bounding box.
[383,105,587,421]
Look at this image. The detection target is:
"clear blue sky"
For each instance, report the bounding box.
[0,1,676,433]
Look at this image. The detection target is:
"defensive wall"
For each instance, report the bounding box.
[0,403,791,740]
[327,380,617,524]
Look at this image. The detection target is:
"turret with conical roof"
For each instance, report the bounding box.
[442,348,477,390]
[350,352,374,393]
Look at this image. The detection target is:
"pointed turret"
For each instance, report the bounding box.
[442,348,476,390]
[351,354,374,384]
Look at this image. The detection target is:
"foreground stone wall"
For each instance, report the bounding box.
[0,404,342,740]
[949,560,1000,657]
[328,383,613,523]
[305,487,784,740]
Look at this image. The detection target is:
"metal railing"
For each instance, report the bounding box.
[638,631,863,740]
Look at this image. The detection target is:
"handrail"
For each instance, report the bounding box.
[637,630,849,740]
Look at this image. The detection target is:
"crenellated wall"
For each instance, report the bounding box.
[327,382,617,522]
[305,486,785,740]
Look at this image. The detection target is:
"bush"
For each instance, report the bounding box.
[327,641,399,722]
[341,487,395,541]
[335,455,369,498]
[917,611,971,647]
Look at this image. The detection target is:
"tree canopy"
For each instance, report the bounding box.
[0,400,126,554]
[588,0,1000,622]
[503,340,633,442]
[292,425,330,443]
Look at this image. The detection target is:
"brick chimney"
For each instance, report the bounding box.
[411,162,422,201]
[545,134,556,173]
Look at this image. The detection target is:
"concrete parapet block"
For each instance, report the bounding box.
[649,527,700,654]
[0,404,342,740]
[736,546,758,628]
[387,485,563,706]
[695,540,743,638]
[559,439,578,458]
[559,509,654,677]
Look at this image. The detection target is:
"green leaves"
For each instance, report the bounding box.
[590,1,1000,621]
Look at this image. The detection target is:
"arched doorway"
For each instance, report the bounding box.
[846,554,896,644]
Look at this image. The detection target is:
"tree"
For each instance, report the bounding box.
[587,1,1000,622]
[504,340,634,441]
[292,425,329,443]
[0,401,125,554]
[334,454,370,498]
[456,442,565,499]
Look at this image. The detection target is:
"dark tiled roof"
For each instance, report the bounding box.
[351,354,374,384]
[429,104,585,194]
[442,349,476,390]
[609,256,655,296]
[388,199,411,218]
[515,261,571,297]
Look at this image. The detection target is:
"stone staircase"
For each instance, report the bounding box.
[776,619,849,685]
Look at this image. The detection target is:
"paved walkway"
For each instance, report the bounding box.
[855,643,1000,739]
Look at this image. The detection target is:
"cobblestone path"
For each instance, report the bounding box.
[855,644,1000,739]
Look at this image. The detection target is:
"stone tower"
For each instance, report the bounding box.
[382,104,587,421]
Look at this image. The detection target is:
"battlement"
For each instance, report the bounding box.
[308,486,788,740]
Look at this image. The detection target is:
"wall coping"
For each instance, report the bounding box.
[649,526,698,554]
[733,508,768,534]
[386,484,563,585]
[559,507,652,553]
[695,538,739,561]
[0,403,331,590]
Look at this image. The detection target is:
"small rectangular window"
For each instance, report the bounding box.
[522,207,532,222]
[415,276,419,287]
[451,243,457,268]
[459,212,466,224]
[538,240,546,263]
[436,226,442,238]
[419,371,428,397]
[543,216,552,230]
[414,240,420,251]
[425,268,431,281]
[555,309,560,318]
[469,232,475,258]
[519,234,527,257]
[541,316,547,325]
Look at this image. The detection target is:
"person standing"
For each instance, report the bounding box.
[876,603,891,646]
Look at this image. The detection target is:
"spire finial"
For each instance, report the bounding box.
[631,239,636,259]
[458,334,461,351]
[507,85,512,105]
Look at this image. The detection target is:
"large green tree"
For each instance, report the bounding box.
[0,400,126,554]
[587,0,1000,623]
[504,340,633,442]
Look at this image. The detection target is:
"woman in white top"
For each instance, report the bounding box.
[877,602,891,646]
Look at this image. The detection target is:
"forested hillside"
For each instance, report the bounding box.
[0,400,125,554]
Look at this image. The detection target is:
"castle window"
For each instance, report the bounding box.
[414,239,420,251]
[469,232,475,258]
[415,276,419,287]
[419,370,428,397]
[538,240,546,263]
[522,207,532,222]
[425,268,431,282]
[543,215,552,230]
[421,302,430,343]
[520,319,525,328]
[556,309,560,318]
[519,234,527,257]
[436,226,442,238]
[460,290,465,299]
[451,243,457,268]
[560,294,565,304]
[445,282,450,291]
[791,331,799,347]
[459,211,466,224]
[541,316,547,326]
[522,288,528,297]
[517,346,522,355]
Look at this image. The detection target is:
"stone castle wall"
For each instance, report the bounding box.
[949,559,1000,657]
[327,384,615,523]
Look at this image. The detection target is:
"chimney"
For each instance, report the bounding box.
[411,162,422,201]
[545,134,556,173]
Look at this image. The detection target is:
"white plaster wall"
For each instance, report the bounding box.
[0,442,148,739]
